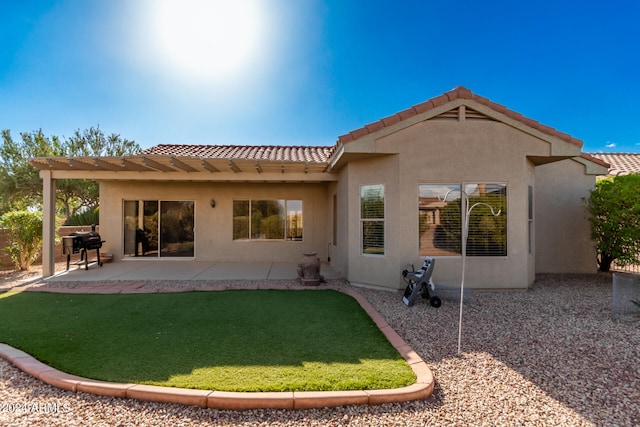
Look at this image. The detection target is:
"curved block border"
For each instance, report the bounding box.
[0,285,434,410]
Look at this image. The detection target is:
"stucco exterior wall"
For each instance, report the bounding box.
[327,175,349,279]
[99,181,331,263]
[535,159,598,273]
[343,155,401,289]
[341,118,553,290]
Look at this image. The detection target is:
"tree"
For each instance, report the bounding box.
[0,126,141,222]
[0,210,44,271]
[585,174,640,272]
[0,129,62,212]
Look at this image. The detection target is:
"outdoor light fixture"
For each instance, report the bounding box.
[210,199,216,208]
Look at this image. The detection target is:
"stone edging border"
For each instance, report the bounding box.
[0,286,434,410]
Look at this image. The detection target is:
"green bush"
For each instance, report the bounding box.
[65,207,99,226]
[585,174,640,272]
[0,210,43,271]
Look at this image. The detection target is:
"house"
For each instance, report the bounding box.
[31,87,609,290]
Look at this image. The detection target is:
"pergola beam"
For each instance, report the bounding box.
[94,158,125,171]
[68,158,101,170]
[201,159,220,172]
[121,159,153,171]
[142,157,176,172]
[171,157,199,172]
[46,158,73,170]
[228,160,241,173]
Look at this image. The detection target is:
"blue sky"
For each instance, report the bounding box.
[1,0,639,152]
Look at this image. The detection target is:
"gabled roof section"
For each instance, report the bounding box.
[588,152,640,176]
[337,86,584,148]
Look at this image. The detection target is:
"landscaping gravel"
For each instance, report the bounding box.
[1,273,639,426]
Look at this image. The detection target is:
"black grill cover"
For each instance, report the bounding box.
[68,231,103,252]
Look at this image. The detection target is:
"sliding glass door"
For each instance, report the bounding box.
[124,200,194,258]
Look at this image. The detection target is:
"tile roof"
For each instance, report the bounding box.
[588,152,640,176]
[337,86,584,148]
[140,144,333,164]
[580,153,610,169]
[30,87,602,176]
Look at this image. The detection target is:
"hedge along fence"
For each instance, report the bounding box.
[0,225,100,270]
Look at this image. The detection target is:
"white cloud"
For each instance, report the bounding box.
[605,142,616,148]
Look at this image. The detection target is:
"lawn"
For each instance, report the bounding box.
[0,289,415,392]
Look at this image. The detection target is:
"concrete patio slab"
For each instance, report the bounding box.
[42,260,341,283]
[263,262,299,280]
[110,261,213,281]
[192,261,273,280]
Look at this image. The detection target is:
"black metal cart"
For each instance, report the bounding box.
[62,226,105,270]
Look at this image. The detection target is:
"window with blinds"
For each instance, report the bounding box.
[419,183,507,257]
[465,183,507,256]
[360,184,385,255]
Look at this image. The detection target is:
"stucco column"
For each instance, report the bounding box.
[41,170,56,277]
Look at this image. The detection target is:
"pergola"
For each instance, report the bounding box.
[30,147,339,277]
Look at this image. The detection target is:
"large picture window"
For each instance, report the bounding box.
[418,183,507,257]
[361,184,385,255]
[233,200,303,241]
[124,200,194,258]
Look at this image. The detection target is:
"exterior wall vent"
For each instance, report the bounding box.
[465,107,496,121]
[432,106,496,122]
[433,108,459,120]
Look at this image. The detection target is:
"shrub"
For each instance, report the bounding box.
[585,174,640,272]
[0,210,43,271]
[65,206,99,226]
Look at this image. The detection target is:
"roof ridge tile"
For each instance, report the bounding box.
[336,87,583,149]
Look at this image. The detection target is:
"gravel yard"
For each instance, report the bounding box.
[0,271,638,426]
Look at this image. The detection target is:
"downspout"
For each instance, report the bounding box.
[41,170,56,277]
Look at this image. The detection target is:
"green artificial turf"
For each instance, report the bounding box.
[0,289,415,392]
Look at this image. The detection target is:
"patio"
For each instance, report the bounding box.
[42,260,342,283]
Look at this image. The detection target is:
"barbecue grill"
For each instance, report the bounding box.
[62,225,105,270]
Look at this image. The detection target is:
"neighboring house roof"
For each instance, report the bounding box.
[588,153,640,176]
[337,86,584,148]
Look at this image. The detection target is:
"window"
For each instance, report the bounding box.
[233,199,303,241]
[286,200,303,241]
[124,200,194,258]
[418,183,507,257]
[419,184,461,256]
[361,184,384,255]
